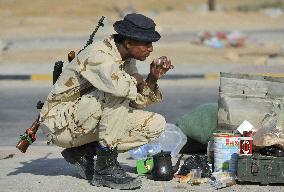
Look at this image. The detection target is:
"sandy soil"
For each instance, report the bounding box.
[0,0,284,65]
[1,8,284,38]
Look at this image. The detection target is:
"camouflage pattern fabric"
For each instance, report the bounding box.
[40,36,165,150]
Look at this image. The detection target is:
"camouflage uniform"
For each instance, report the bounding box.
[40,36,165,151]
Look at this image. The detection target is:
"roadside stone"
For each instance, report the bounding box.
[0,39,11,54]
[0,39,6,54]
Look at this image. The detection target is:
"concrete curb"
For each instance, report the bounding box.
[0,74,52,81]
[1,73,284,81]
[0,74,220,81]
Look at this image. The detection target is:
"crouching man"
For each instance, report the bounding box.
[40,13,173,190]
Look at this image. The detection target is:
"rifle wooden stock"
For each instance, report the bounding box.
[68,51,76,62]
[16,115,40,153]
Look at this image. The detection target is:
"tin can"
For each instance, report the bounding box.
[240,137,253,155]
[213,133,241,173]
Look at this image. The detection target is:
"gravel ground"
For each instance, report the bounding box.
[0,146,283,192]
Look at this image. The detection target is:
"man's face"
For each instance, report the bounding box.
[125,40,153,61]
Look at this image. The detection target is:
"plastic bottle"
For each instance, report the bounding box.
[209,172,236,189]
[128,143,161,160]
[153,123,187,157]
[207,140,214,164]
[128,123,187,159]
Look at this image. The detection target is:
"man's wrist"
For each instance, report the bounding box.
[146,73,158,90]
[137,81,146,93]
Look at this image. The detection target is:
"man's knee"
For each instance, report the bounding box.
[153,113,166,135]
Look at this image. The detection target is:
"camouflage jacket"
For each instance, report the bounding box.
[40,36,162,119]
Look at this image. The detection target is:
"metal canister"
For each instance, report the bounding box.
[213,133,241,173]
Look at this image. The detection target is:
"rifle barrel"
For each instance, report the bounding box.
[80,16,105,53]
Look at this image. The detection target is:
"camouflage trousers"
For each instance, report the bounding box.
[40,89,166,151]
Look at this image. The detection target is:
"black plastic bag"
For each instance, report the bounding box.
[178,154,211,178]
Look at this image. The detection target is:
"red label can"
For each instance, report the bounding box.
[240,137,253,155]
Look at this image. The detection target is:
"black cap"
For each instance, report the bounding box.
[113,13,161,42]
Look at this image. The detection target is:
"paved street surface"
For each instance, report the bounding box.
[0,80,283,191]
[1,146,283,192]
[1,2,284,190]
[1,28,284,191]
[0,79,219,146]
[2,61,284,77]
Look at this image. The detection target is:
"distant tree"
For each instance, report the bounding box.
[208,0,216,11]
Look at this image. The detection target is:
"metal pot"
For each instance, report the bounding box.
[151,150,183,181]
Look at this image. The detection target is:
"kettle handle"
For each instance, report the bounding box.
[172,153,184,173]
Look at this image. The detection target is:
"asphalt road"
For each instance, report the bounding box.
[1,80,284,192]
[1,28,283,191]
[4,28,284,50]
[1,79,284,192]
[2,146,283,192]
[0,79,219,146]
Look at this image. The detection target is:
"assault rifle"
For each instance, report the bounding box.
[16,16,105,153]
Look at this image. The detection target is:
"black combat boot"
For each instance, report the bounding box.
[90,147,142,190]
[61,141,98,180]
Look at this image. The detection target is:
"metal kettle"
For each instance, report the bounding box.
[151,150,183,181]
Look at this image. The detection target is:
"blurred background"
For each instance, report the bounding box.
[1,0,284,66]
[0,0,284,145]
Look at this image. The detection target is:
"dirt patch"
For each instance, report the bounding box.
[1,0,284,38]
[0,0,283,66]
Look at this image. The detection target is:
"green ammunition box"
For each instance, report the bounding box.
[237,154,284,185]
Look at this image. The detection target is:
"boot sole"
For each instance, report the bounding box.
[91,177,142,190]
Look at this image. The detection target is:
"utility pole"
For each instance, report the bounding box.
[208,0,216,11]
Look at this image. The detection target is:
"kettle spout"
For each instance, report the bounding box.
[172,154,184,174]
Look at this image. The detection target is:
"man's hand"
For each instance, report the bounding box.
[150,56,174,80]
[145,56,174,90]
